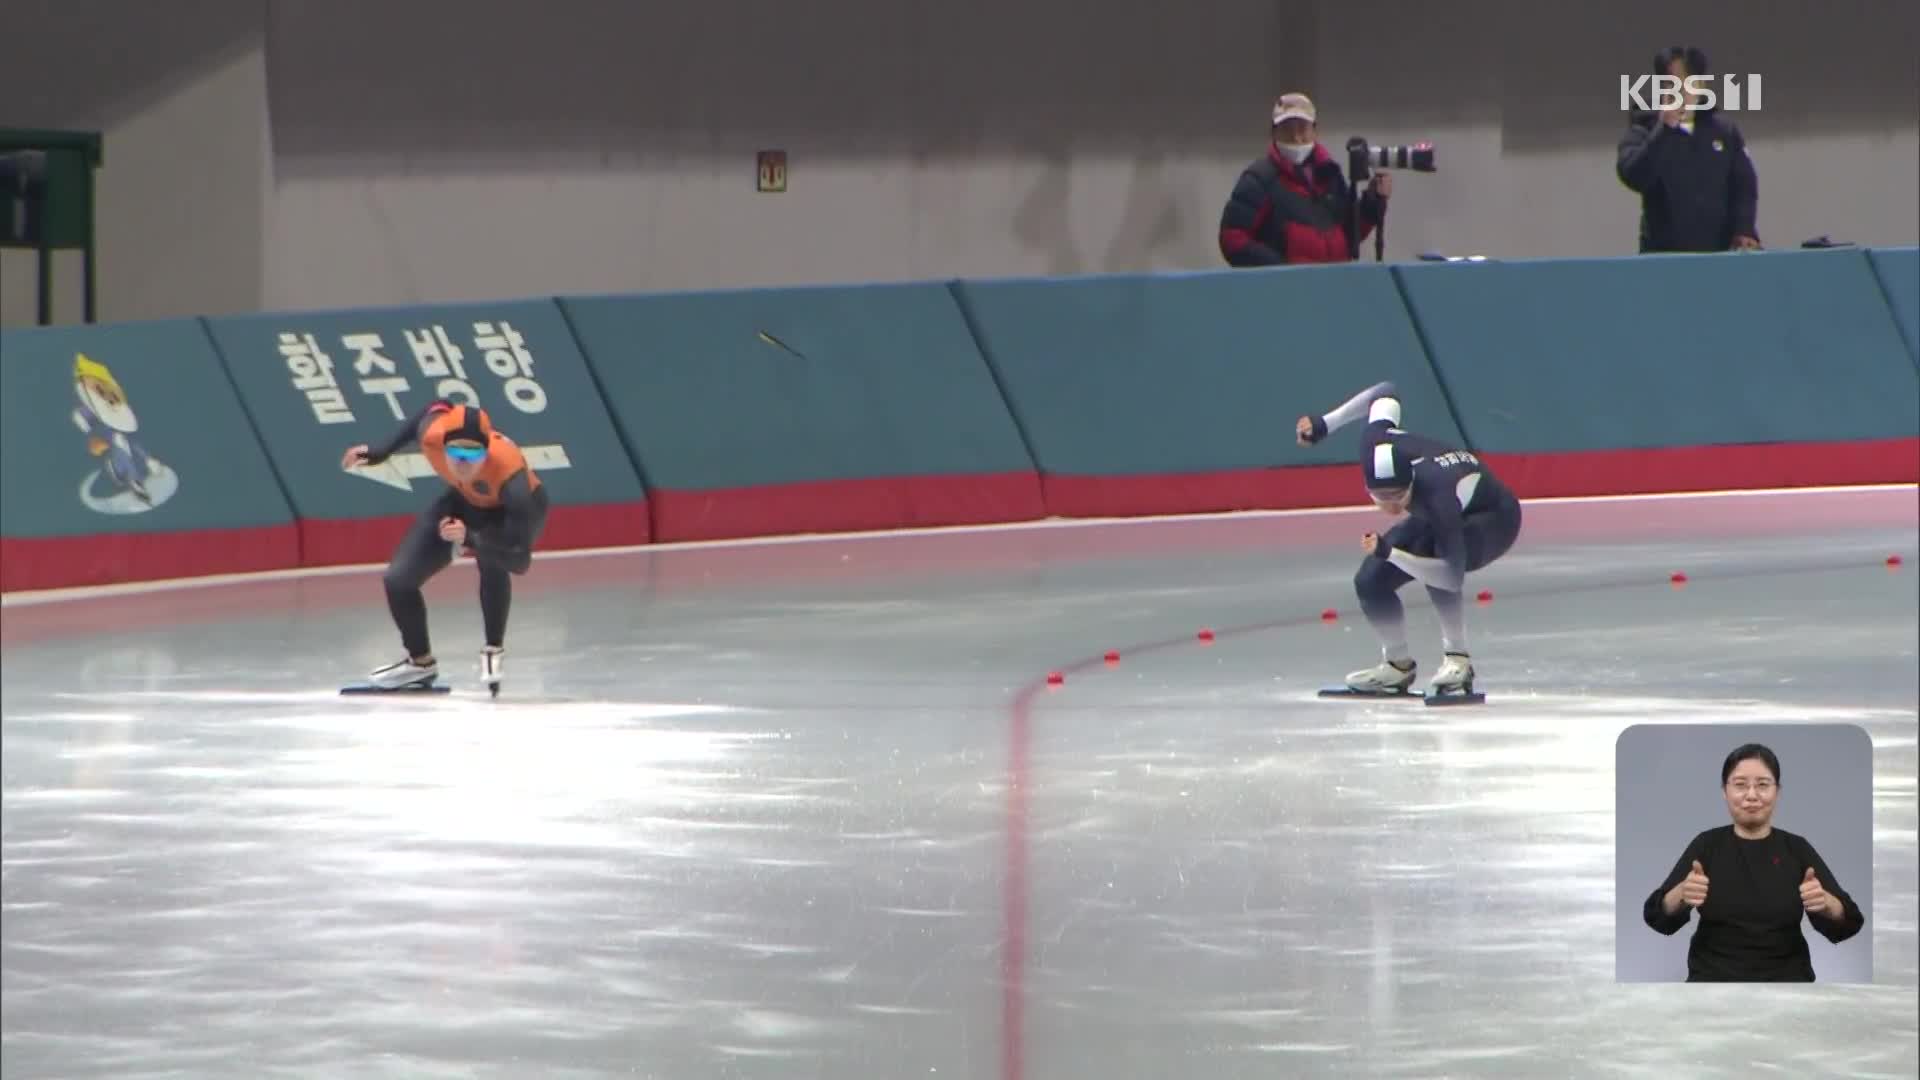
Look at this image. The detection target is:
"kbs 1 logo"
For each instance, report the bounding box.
[1619,74,1762,112]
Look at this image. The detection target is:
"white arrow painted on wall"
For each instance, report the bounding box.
[345,444,573,491]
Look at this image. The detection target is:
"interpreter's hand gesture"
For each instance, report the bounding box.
[1679,860,1710,908]
[1799,867,1834,916]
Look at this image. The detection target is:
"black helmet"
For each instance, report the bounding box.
[1362,439,1414,492]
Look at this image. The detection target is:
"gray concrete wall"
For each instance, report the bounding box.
[3,0,1913,324]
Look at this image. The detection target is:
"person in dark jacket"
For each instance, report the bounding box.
[1219,93,1388,266]
[1617,46,1760,253]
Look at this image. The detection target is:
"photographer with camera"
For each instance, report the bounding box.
[1616,46,1760,253]
[1218,94,1389,267]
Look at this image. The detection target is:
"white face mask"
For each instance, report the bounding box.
[1277,141,1314,165]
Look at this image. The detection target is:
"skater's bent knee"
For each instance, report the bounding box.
[1354,559,1396,595]
[490,549,532,575]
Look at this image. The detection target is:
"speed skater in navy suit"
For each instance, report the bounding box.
[1296,381,1524,695]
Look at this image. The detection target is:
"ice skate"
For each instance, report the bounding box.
[341,655,447,695]
[367,655,439,690]
[480,646,504,698]
[1422,653,1486,707]
[1319,657,1420,699]
[1346,656,1417,693]
[1430,653,1474,694]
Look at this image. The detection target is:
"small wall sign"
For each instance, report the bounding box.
[757,150,787,193]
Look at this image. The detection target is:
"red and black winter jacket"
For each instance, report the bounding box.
[1218,143,1384,266]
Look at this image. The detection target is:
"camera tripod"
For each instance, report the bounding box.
[1344,137,1387,263]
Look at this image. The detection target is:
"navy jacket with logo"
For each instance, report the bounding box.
[1616,107,1759,252]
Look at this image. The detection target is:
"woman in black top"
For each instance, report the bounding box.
[1643,743,1865,981]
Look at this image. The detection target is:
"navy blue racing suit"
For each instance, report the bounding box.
[1306,382,1522,660]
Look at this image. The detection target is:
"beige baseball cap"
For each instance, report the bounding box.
[1272,93,1316,126]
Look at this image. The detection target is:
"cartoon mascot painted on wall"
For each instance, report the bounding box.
[72,352,179,514]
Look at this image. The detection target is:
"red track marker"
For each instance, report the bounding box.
[1321,608,1338,622]
[1196,628,1215,643]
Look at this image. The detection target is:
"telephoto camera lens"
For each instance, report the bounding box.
[1368,143,1436,172]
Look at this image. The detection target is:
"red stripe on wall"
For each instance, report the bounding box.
[1042,464,1356,517]
[5,476,1911,646]
[0,542,667,648]
[295,500,653,567]
[1482,439,1920,499]
[1038,439,1920,518]
[4,442,1910,602]
[0,503,649,594]
[0,523,300,594]
[648,470,1046,543]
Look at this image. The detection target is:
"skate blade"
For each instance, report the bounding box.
[1319,687,1424,700]
[1423,690,1486,707]
[341,682,451,696]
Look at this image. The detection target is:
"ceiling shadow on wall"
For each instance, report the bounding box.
[0,0,263,130]
[263,0,1295,169]
[1102,153,1186,273]
[1010,149,1082,278]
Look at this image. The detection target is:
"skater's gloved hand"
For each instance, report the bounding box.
[1296,415,1328,447]
[1361,532,1389,559]
[341,444,371,469]
[438,516,466,544]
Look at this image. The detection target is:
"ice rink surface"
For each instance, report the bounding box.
[4,486,1917,1080]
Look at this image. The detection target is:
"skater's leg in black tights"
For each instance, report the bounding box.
[1428,497,1523,656]
[469,486,549,650]
[478,566,511,648]
[383,495,458,659]
[1427,585,1467,655]
[1350,497,1522,665]
[1353,516,1424,662]
[1354,556,1416,662]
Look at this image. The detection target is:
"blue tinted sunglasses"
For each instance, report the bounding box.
[445,442,488,463]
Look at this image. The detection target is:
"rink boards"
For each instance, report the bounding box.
[3,246,1916,591]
